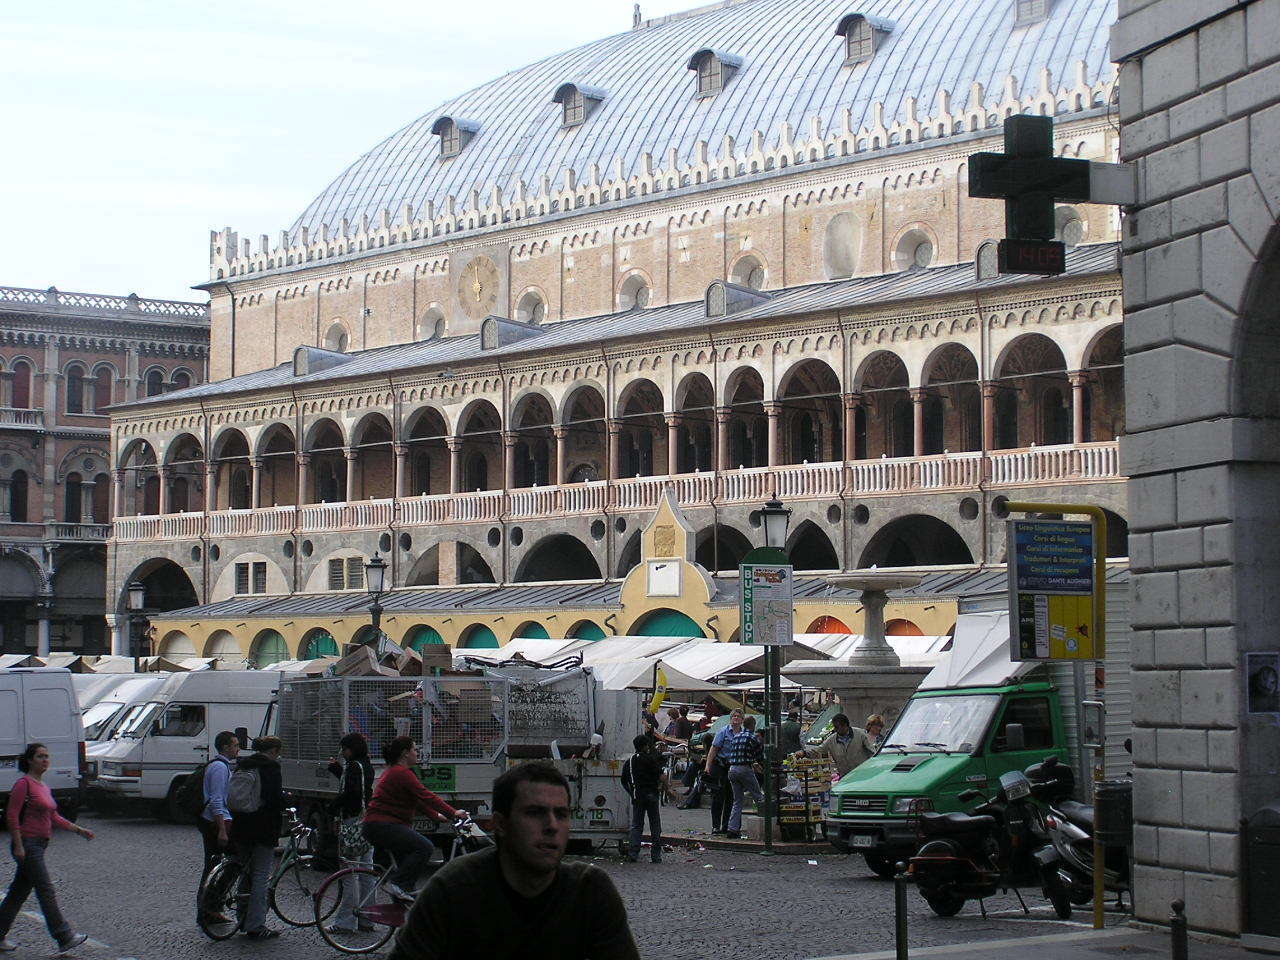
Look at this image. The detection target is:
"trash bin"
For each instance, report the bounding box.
[1094,779,1132,848]
[1247,804,1280,938]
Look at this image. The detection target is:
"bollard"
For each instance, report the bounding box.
[1170,900,1188,960]
[895,862,909,960]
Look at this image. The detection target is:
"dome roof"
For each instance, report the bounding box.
[290,0,1116,240]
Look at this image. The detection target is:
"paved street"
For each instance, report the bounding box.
[0,811,1127,960]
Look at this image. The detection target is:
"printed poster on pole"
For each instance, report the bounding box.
[1007,518,1100,661]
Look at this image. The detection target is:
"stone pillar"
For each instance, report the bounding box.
[843,392,862,461]
[81,480,95,523]
[250,457,263,509]
[36,602,51,657]
[910,388,927,458]
[503,432,518,489]
[1068,371,1089,445]
[106,614,126,657]
[764,402,781,467]
[553,427,569,485]
[158,465,171,515]
[714,407,731,471]
[394,443,408,499]
[344,448,358,502]
[446,438,463,494]
[114,469,127,518]
[0,478,10,522]
[607,421,622,481]
[664,414,683,474]
[980,381,997,451]
[295,454,311,506]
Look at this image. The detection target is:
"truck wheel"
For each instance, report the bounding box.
[165,779,195,825]
[924,891,966,917]
[863,853,897,879]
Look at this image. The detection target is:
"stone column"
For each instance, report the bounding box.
[106,614,126,657]
[249,457,263,509]
[295,454,311,505]
[446,438,463,494]
[715,407,731,471]
[393,443,408,499]
[843,392,862,461]
[910,388,927,458]
[981,381,998,451]
[158,465,171,515]
[81,480,95,523]
[1068,371,1089,445]
[0,478,10,522]
[36,602,51,657]
[664,414,683,474]
[764,402,781,467]
[344,448,358,502]
[114,469,127,518]
[553,427,569,485]
[503,431,518,489]
[607,421,622,481]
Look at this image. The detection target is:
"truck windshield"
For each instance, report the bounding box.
[82,701,124,741]
[121,702,163,739]
[882,694,1000,754]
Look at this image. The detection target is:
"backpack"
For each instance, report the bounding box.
[226,766,263,814]
[177,757,227,819]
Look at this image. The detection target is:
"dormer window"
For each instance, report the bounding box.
[687,49,741,98]
[430,116,478,159]
[834,14,893,64]
[552,83,606,128]
[1014,0,1052,25]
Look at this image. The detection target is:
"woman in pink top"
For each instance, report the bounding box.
[0,743,94,955]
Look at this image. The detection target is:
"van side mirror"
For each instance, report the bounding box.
[1005,723,1025,752]
[235,726,249,749]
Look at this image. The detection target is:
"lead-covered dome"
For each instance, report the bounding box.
[290,0,1116,240]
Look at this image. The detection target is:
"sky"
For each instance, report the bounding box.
[2,0,696,303]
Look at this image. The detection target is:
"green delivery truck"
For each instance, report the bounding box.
[823,574,1132,877]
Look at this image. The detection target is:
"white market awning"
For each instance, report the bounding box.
[917,611,1029,690]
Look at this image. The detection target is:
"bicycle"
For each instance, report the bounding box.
[197,808,331,940]
[313,816,491,955]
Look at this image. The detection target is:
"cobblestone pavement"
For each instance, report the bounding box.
[0,812,1114,960]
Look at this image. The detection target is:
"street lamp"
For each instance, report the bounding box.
[363,553,388,647]
[756,496,792,854]
[760,497,792,550]
[126,580,147,662]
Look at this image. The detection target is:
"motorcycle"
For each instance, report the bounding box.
[1025,755,1131,906]
[907,769,1072,919]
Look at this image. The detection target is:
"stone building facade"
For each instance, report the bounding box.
[1113,0,1280,939]
[108,0,1128,664]
[0,285,208,655]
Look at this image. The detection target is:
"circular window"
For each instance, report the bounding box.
[510,526,524,546]
[209,544,221,561]
[190,545,202,562]
[748,510,762,528]
[992,495,1011,519]
[826,505,842,524]
[1055,207,1084,249]
[590,520,606,541]
[913,240,934,268]
[959,497,979,521]
[379,532,392,553]
[487,527,501,548]
[282,540,294,558]
[302,539,314,557]
[614,517,627,534]
[852,504,870,525]
[399,532,412,552]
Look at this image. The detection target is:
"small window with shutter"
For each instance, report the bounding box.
[346,557,364,589]
[328,558,345,591]
[252,562,267,594]
[234,563,250,595]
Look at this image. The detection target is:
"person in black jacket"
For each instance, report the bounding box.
[229,737,285,941]
[622,735,663,864]
[325,733,375,934]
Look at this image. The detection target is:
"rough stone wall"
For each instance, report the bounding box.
[1113,0,1280,936]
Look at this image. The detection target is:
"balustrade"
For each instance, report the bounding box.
[0,408,44,427]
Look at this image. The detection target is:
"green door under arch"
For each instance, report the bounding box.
[251,629,289,668]
[301,631,339,659]
[460,624,499,649]
[633,609,705,638]
[570,620,606,642]
[404,625,444,651]
[515,621,549,640]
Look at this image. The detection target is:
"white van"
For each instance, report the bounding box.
[92,670,286,820]
[0,668,85,821]
[78,676,165,743]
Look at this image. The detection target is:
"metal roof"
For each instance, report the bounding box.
[288,0,1116,240]
[123,242,1117,409]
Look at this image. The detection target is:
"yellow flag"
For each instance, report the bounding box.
[648,666,669,714]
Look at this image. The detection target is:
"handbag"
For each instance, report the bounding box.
[338,762,372,858]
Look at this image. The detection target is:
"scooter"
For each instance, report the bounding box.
[908,768,1072,919]
[1025,755,1130,906]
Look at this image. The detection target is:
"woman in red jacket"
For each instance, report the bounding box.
[361,736,462,902]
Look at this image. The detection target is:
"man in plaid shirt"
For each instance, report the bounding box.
[703,710,765,840]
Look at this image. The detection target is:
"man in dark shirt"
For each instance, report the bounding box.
[622,735,664,864]
[388,762,639,960]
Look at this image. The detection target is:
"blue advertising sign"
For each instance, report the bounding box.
[1011,520,1093,593]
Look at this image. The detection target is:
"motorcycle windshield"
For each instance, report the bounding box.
[883,695,1000,755]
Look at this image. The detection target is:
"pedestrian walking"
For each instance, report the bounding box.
[778,709,804,756]
[361,736,463,903]
[703,729,732,833]
[791,712,875,778]
[621,735,663,863]
[325,733,376,934]
[704,710,763,839]
[0,743,93,955]
[198,731,240,886]
[388,762,639,960]
[228,735,285,941]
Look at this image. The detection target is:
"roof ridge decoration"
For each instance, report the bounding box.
[208,63,1113,283]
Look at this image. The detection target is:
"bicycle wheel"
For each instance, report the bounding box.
[197,859,243,942]
[269,855,329,927]
[314,866,400,955]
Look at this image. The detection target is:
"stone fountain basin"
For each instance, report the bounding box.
[827,572,923,592]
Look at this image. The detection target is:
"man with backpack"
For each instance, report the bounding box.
[620,735,663,864]
[193,731,239,888]
[227,736,285,941]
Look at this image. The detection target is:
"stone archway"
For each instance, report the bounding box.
[858,515,973,568]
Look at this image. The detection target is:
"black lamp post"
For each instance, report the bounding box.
[126,579,147,665]
[363,553,388,647]
[757,496,791,853]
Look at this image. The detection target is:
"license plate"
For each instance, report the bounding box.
[850,835,875,848]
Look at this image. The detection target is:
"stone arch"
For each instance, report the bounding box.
[728,252,766,290]
[324,320,349,352]
[157,629,197,657]
[416,303,446,340]
[994,333,1069,448]
[511,390,555,488]
[306,418,347,503]
[249,628,290,668]
[615,378,664,478]
[558,383,607,483]
[617,271,652,310]
[514,533,601,582]
[203,630,243,661]
[512,619,549,640]
[116,557,199,614]
[723,365,767,469]
[890,223,939,271]
[456,398,502,492]
[858,514,973,568]
[787,520,840,571]
[567,618,606,641]
[854,350,911,459]
[631,608,705,638]
[299,626,340,659]
[694,524,753,574]
[920,343,981,454]
[404,405,449,496]
[616,530,643,578]
[777,358,842,465]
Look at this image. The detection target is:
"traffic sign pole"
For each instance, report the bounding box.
[1006,500,1108,930]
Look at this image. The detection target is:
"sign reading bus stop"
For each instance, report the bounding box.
[1007,518,1100,661]
[740,563,795,646]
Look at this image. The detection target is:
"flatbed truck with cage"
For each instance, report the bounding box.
[270,663,637,855]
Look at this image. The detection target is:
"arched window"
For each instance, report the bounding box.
[893,229,934,270]
[301,631,339,659]
[145,369,165,397]
[730,255,765,290]
[65,473,83,524]
[65,365,85,414]
[976,240,999,279]
[516,292,546,324]
[431,116,477,159]
[416,307,445,340]
[170,369,191,391]
[687,49,739,98]
[9,470,29,522]
[465,453,488,492]
[250,630,289,668]
[10,361,32,409]
[91,366,112,413]
[324,323,348,353]
[93,472,110,522]
[618,274,650,311]
[1055,206,1084,249]
[843,16,876,62]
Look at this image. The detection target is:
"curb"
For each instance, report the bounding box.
[661,833,834,855]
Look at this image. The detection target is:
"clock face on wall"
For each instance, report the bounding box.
[457,255,500,320]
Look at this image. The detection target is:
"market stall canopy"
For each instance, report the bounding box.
[272,657,340,676]
[563,636,690,663]
[0,654,44,669]
[796,633,951,666]
[917,611,1028,690]
[658,638,828,681]
[588,659,724,692]
[89,656,142,673]
[454,638,577,664]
